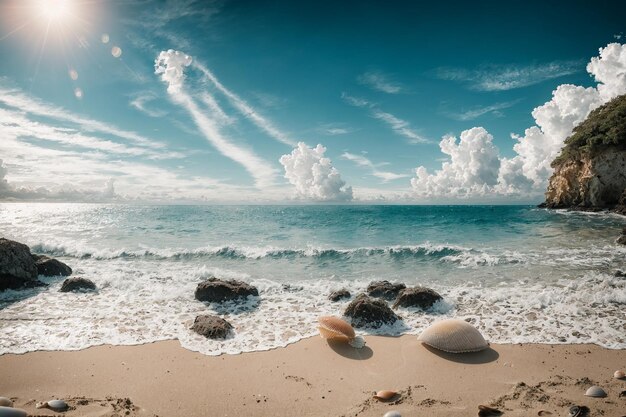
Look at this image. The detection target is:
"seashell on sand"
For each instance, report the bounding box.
[0,398,11,407]
[383,412,402,417]
[373,390,397,401]
[537,410,553,416]
[418,319,488,353]
[36,399,68,411]
[584,385,607,398]
[318,316,365,349]
[614,369,625,379]
[0,407,27,417]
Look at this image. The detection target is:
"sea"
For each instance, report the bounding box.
[0,203,624,355]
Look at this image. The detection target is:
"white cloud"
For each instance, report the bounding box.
[341,92,429,144]
[436,60,581,91]
[194,62,296,146]
[411,127,501,197]
[413,43,626,199]
[155,49,278,188]
[0,84,168,150]
[316,123,354,136]
[587,42,626,101]
[129,92,167,117]
[279,142,353,201]
[371,110,430,144]
[358,71,403,94]
[341,152,409,182]
[445,100,520,121]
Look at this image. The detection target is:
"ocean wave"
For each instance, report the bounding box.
[30,242,471,261]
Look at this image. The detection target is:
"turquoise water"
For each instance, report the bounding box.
[0,204,624,354]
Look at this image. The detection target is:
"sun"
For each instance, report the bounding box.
[35,0,75,24]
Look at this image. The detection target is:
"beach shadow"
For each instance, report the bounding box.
[421,343,499,364]
[0,277,54,310]
[326,339,374,360]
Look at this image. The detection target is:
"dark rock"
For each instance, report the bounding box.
[191,314,233,339]
[59,277,96,292]
[328,289,350,302]
[614,270,626,277]
[392,286,443,309]
[0,238,41,291]
[195,277,258,303]
[32,255,72,277]
[617,234,626,245]
[344,293,399,328]
[366,280,406,300]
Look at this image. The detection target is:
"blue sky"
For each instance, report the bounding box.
[0,0,625,202]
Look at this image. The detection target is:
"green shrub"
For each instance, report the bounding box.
[552,94,626,166]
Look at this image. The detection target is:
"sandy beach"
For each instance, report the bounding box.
[1,336,624,417]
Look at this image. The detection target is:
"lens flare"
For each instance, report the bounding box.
[101,33,109,44]
[74,87,83,99]
[69,69,78,80]
[111,46,122,58]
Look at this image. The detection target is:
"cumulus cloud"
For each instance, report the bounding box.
[411,128,500,197]
[0,158,119,201]
[155,49,278,187]
[413,43,626,199]
[279,142,353,201]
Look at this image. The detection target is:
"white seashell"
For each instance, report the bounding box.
[36,399,68,411]
[614,369,625,379]
[318,316,365,349]
[373,390,397,401]
[0,407,26,417]
[418,319,488,353]
[383,411,402,417]
[0,398,11,407]
[584,385,607,397]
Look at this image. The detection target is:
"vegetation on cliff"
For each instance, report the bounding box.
[552,93,626,166]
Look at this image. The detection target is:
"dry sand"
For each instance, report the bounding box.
[0,336,625,417]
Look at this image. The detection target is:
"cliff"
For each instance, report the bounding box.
[542,94,626,213]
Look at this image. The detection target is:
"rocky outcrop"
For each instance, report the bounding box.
[328,289,350,302]
[344,293,399,328]
[59,277,96,292]
[194,277,259,303]
[543,149,626,209]
[32,255,72,277]
[0,238,45,291]
[542,94,626,212]
[392,287,442,309]
[191,315,233,339]
[366,280,406,300]
[616,227,626,245]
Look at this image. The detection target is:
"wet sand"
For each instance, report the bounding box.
[0,336,624,416]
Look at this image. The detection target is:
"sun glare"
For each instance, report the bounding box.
[35,0,74,23]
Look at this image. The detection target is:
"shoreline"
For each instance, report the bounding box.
[1,336,624,417]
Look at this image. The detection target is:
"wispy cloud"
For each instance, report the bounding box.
[444,100,521,121]
[341,92,429,144]
[316,123,355,136]
[0,85,169,150]
[435,60,582,91]
[155,50,278,188]
[194,62,296,147]
[129,92,168,118]
[341,152,409,182]
[357,71,403,94]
